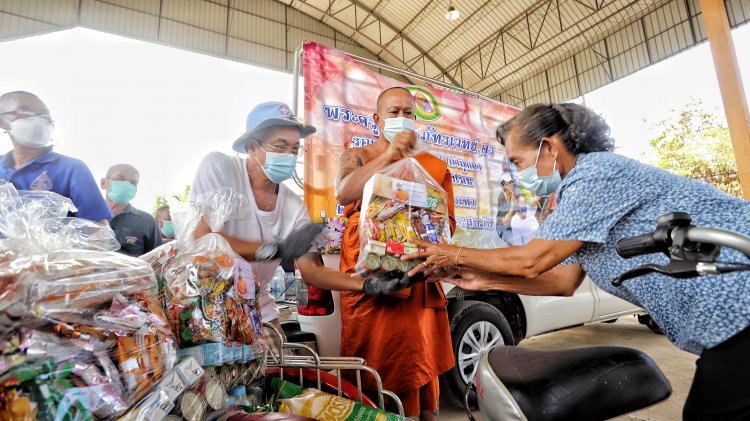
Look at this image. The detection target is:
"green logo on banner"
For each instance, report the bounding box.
[406,87,441,122]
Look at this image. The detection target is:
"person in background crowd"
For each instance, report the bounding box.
[335,87,455,420]
[101,164,162,256]
[190,101,410,354]
[496,173,517,244]
[510,196,539,246]
[155,205,174,242]
[404,102,750,421]
[0,91,110,223]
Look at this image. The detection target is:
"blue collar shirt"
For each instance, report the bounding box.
[0,148,112,222]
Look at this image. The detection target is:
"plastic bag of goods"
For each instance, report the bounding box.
[139,193,206,309]
[355,157,451,277]
[162,189,264,366]
[0,184,178,420]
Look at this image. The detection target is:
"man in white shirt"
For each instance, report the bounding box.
[191,101,415,340]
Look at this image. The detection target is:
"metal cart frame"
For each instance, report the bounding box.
[263,322,405,418]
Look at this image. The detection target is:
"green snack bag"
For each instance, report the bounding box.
[270,377,305,400]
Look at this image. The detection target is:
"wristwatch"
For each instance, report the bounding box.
[255,242,279,261]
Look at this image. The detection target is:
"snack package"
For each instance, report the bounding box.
[0,184,178,420]
[140,241,179,310]
[355,157,451,277]
[162,190,264,363]
[278,388,402,421]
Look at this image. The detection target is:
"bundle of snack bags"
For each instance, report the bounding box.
[142,189,265,367]
[0,184,177,420]
[356,157,451,277]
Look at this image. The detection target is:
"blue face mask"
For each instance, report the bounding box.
[517,142,562,196]
[383,117,415,142]
[161,220,175,238]
[253,141,298,183]
[107,180,137,204]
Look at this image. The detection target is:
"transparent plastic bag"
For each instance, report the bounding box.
[143,188,252,322]
[0,184,178,420]
[355,157,451,276]
[0,184,119,256]
[162,190,264,359]
[0,323,176,420]
[194,187,252,233]
[0,282,178,420]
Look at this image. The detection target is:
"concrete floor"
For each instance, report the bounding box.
[440,316,697,420]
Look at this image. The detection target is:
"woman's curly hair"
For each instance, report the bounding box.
[496,103,614,154]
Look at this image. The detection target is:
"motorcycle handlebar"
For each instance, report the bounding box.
[615,233,662,259]
[615,225,750,260]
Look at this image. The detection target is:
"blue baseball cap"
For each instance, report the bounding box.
[232,101,316,153]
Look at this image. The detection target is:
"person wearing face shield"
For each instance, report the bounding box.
[0,91,111,224]
[334,87,457,421]
[402,103,750,421]
[189,101,402,349]
[100,164,162,257]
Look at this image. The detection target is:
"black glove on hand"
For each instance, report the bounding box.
[276,222,324,260]
[362,272,426,295]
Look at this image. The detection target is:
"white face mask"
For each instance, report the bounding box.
[6,116,53,148]
[383,117,415,142]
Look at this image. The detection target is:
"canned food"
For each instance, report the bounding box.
[364,253,381,271]
[396,259,411,273]
[179,390,207,421]
[380,255,399,272]
[219,365,233,387]
[230,364,240,383]
[204,379,228,410]
[163,416,184,421]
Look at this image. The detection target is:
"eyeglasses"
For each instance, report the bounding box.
[0,110,54,123]
[255,139,305,155]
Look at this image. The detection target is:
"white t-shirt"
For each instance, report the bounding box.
[511,210,540,246]
[190,151,312,322]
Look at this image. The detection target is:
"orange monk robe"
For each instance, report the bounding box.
[339,152,456,415]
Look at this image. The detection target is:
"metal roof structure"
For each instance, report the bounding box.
[1,0,748,106]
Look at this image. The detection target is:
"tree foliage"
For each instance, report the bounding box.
[152,185,191,216]
[647,99,742,197]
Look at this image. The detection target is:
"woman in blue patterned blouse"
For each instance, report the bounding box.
[403,103,750,420]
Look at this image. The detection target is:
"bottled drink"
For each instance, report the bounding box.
[284,271,296,299]
[271,266,285,301]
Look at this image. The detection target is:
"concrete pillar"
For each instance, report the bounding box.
[700,0,750,199]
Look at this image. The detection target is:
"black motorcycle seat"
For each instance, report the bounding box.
[486,345,672,421]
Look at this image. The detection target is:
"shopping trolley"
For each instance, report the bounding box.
[262,322,406,418]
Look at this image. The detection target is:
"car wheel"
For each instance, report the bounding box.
[638,314,664,334]
[440,300,514,409]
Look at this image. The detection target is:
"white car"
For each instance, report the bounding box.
[293,255,649,407]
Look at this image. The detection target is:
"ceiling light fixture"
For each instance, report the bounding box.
[445,4,460,21]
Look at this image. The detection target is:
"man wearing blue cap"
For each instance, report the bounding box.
[190,101,416,342]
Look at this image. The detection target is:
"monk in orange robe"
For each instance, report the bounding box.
[335,87,455,420]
